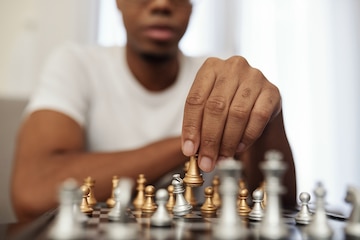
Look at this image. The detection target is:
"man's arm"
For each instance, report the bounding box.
[11,110,187,221]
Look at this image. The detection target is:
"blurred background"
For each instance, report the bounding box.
[0,0,359,223]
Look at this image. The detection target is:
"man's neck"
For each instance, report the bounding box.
[125,46,180,92]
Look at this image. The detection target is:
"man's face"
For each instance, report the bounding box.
[117,0,192,57]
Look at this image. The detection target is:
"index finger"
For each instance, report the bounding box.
[181,58,218,157]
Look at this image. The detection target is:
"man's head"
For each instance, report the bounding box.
[116,0,192,60]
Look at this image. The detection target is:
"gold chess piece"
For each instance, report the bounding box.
[133,174,147,210]
[106,175,119,208]
[212,175,221,208]
[183,161,197,207]
[201,186,217,217]
[84,176,97,207]
[183,154,204,187]
[141,185,157,216]
[237,187,251,217]
[166,184,175,212]
[80,185,93,215]
[237,179,246,206]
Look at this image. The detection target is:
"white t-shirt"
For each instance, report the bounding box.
[26,43,207,152]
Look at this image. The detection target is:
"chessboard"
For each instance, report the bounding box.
[4,203,348,240]
[5,151,359,240]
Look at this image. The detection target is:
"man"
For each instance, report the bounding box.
[11,0,296,221]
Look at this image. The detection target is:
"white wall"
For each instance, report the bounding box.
[0,0,99,97]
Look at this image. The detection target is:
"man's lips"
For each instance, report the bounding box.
[143,26,176,41]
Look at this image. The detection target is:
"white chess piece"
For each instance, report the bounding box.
[172,174,192,216]
[295,192,312,225]
[213,158,248,239]
[47,178,84,240]
[151,188,172,227]
[344,185,360,238]
[249,188,265,221]
[259,150,289,239]
[306,182,333,239]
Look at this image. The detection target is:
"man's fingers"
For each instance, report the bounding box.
[182,58,218,157]
[237,85,281,152]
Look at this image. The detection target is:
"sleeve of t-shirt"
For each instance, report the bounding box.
[25,43,91,127]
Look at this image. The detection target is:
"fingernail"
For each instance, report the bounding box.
[199,156,213,172]
[182,140,195,156]
[237,143,246,152]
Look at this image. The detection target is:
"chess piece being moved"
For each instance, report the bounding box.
[47,178,84,239]
[183,161,197,207]
[249,188,265,221]
[107,175,119,208]
[84,176,97,208]
[151,188,172,227]
[200,186,217,217]
[80,185,93,215]
[133,174,146,210]
[141,185,157,216]
[172,173,192,216]
[183,155,204,187]
[344,185,360,238]
[259,150,289,239]
[306,182,333,239]
[295,192,312,225]
[213,158,248,239]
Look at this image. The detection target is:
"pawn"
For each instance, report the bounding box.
[108,178,134,222]
[166,184,176,212]
[80,185,93,215]
[151,189,172,227]
[183,154,204,187]
[212,175,221,208]
[107,175,119,208]
[307,182,333,239]
[141,185,157,216]
[295,192,312,225]
[133,174,146,210]
[237,187,251,217]
[172,173,192,216]
[249,188,265,221]
[84,176,97,208]
[201,186,217,217]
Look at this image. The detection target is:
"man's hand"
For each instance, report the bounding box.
[181,56,282,172]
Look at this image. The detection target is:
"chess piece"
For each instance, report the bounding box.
[141,185,157,216]
[108,177,134,222]
[213,158,248,239]
[133,174,146,210]
[200,186,217,217]
[295,192,312,225]
[73,186,88,223]
[249,188,265,221]
[151,188,173,227]
[47,178,84,239]
[107,175,119,208]
[80,185,93,215]
[258,181,267,209]
[212,175,221,208]
[307,182,333,239]
[344,185,360,238]
[166,184,176,212]
[84,176,97,207]
[172,173,192,216]
[184,161,197,207]
[183,154,204,187]
[237,187,251,217]
[259,150,289,239]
